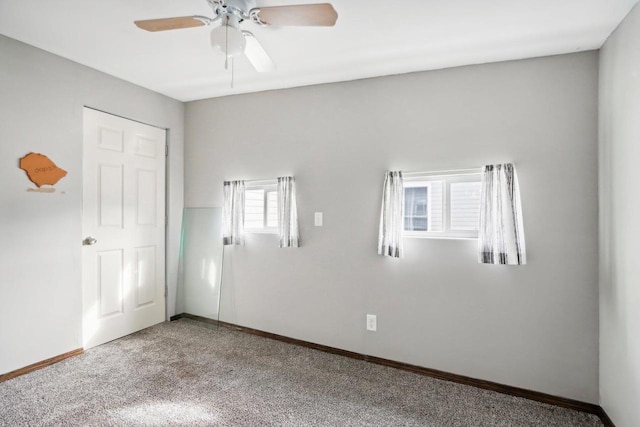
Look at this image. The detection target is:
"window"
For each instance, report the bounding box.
[403,170,482,239]
[244,181,278,233]
[404,186,429,231]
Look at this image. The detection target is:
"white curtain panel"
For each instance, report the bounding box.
[277,176,300,248]
[222,180,245,246]
[478,163,526,265]
[378,171,404,258]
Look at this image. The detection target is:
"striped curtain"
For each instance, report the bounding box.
[378,171,404,258]
[222,180,245,246]
[478,164,526,265]
[277,176,299,248]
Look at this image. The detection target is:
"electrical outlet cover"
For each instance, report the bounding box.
[366,314,377,331]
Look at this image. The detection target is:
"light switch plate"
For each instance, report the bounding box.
[314,212,323,227]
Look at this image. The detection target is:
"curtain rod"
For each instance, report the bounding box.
[226,176,293,185]
[244,178,277,184]
[402,167,483,177]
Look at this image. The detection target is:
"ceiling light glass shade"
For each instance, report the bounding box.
[210,24,246,57]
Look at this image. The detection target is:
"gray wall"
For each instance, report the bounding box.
[599,3,640,426]
[0,35,184,375]
[185,52,599,402]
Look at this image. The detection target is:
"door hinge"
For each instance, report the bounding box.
[165,144,168,157]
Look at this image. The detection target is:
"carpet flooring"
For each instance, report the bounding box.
[0,319,602,426]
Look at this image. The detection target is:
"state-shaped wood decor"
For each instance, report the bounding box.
[19,152,67,188]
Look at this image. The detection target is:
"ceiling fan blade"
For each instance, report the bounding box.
[134,16,207,32]
[243,32,276,72]
[254,3,338,27]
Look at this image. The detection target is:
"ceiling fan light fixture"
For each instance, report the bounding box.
[210,18,246,57]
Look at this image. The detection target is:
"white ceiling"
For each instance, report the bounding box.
[1,0,637,102]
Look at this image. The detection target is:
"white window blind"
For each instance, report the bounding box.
[266,190,278,228]
[449,181,482,231]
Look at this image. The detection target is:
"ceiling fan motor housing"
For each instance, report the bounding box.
[214,0,257,21]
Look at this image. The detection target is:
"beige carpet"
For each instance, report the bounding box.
[0,319,602,426]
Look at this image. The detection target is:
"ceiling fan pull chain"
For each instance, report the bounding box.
[224,18,229,70]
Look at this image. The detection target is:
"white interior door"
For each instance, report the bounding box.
[82,108,166,349]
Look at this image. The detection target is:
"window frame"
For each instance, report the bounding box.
[403,169,483,240]
[244,180,278,234]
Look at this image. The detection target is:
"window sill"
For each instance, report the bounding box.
[403,234,477,241]
[245,228,278,235]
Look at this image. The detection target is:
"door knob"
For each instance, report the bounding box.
[83,236,98,246]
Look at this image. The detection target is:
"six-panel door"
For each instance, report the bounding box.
[82,108,166,349]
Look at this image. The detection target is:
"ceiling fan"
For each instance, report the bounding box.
[134,0,338,72]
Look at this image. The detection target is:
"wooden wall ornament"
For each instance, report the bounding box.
[19,152,67,188]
